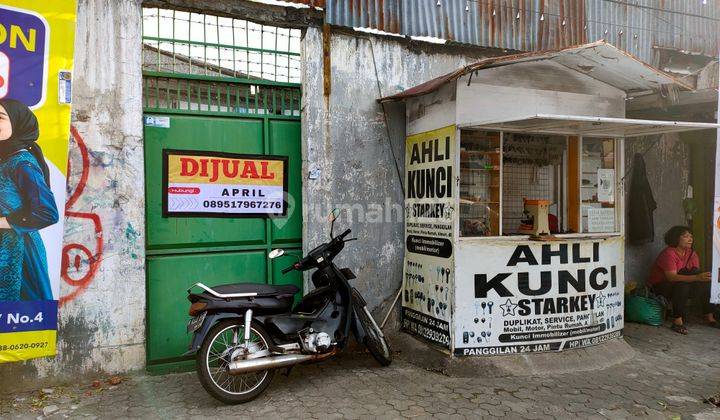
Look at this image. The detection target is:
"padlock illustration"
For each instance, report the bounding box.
[0,52,9,99]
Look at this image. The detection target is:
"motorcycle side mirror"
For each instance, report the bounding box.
[329,208,340,238]
[268,249,285,259]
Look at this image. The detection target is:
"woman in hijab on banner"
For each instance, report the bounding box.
[0,99,59,302]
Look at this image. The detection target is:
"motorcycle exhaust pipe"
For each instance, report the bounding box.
[227,350,336,375]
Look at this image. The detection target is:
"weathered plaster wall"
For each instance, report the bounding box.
[624,134,690,286]
[0,0,145,390]
[301,27,501,311]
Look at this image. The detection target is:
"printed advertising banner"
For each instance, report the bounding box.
[163,150,288,218]
[0,1,77,362]
[713,196,720,304]
[401,125,456,349]
[454,238,624,356]
[712,56,720,305]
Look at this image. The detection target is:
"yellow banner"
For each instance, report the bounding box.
[0,1,77,363]
[167,154,285,186]
[0,330,57,363]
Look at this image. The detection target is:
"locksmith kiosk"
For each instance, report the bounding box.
[381,41,719,356]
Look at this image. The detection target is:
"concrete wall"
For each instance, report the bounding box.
[624,134,691,286]
[0,0,145,390]
[2,0,697,389]
[301,27,501,311]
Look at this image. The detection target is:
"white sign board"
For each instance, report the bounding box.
[597,169,615,203]
[587,208,615,233]
[454,237,624,355]
[163,150,288,217]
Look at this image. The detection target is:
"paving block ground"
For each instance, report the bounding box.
[1,322,720,419]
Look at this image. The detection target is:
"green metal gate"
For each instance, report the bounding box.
[141,8,303,372]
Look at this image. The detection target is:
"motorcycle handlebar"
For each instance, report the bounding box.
[281,229,353,275]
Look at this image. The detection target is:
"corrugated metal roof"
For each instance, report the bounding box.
[460,114,720,137]
[585,0,720,65]
[378,40,692,102]
[327,0,402,33]
[400,0,588,51]
[322,0,719,63]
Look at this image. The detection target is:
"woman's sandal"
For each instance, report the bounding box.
[671,323,689,335]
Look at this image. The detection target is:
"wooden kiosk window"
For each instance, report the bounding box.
[501,133,566,235]
[460,130,620,238]
[580,138,617,233]
[459,131,501,236]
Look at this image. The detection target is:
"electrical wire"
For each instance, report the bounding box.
[601,0,720,23]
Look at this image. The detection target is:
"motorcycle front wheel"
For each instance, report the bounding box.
[197,319,275,404]
[352,290,392,366]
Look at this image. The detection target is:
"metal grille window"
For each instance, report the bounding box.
[460,131,568,237]
[142,8,301,116]
[501,134,565,235]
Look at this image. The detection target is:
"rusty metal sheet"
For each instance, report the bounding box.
[379,40,693,102]
[585,0,720,64]
[327,0,402,33]
[321,0,717,65]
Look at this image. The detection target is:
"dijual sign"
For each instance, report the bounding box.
[0,1,77,363]
[163,150,288,217]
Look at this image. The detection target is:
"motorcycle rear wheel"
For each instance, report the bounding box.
[352,291,392,366]
[197,319,275,404]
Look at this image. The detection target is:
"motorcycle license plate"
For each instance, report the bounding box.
[186,312,206,333]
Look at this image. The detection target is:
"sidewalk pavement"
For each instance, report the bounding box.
[1,322,720,419]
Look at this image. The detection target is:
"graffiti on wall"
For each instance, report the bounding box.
[59,125,104,306]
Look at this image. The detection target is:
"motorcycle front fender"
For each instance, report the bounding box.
[350,288,369,345]
[350,311,365,345]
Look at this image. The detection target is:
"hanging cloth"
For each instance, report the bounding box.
[628,153,657,245]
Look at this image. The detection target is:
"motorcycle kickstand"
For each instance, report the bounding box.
[283,365,295,377]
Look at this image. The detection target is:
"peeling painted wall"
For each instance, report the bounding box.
[0,0,699,389]
[301,27,501,311]
[0,0,145,390]
[300,25,696,307]
[624,134,691,286]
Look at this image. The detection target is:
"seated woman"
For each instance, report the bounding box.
[648,226,716,334]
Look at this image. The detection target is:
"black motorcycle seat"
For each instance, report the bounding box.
[209,283,299,298]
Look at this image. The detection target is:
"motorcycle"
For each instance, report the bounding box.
[185,210,392,404]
